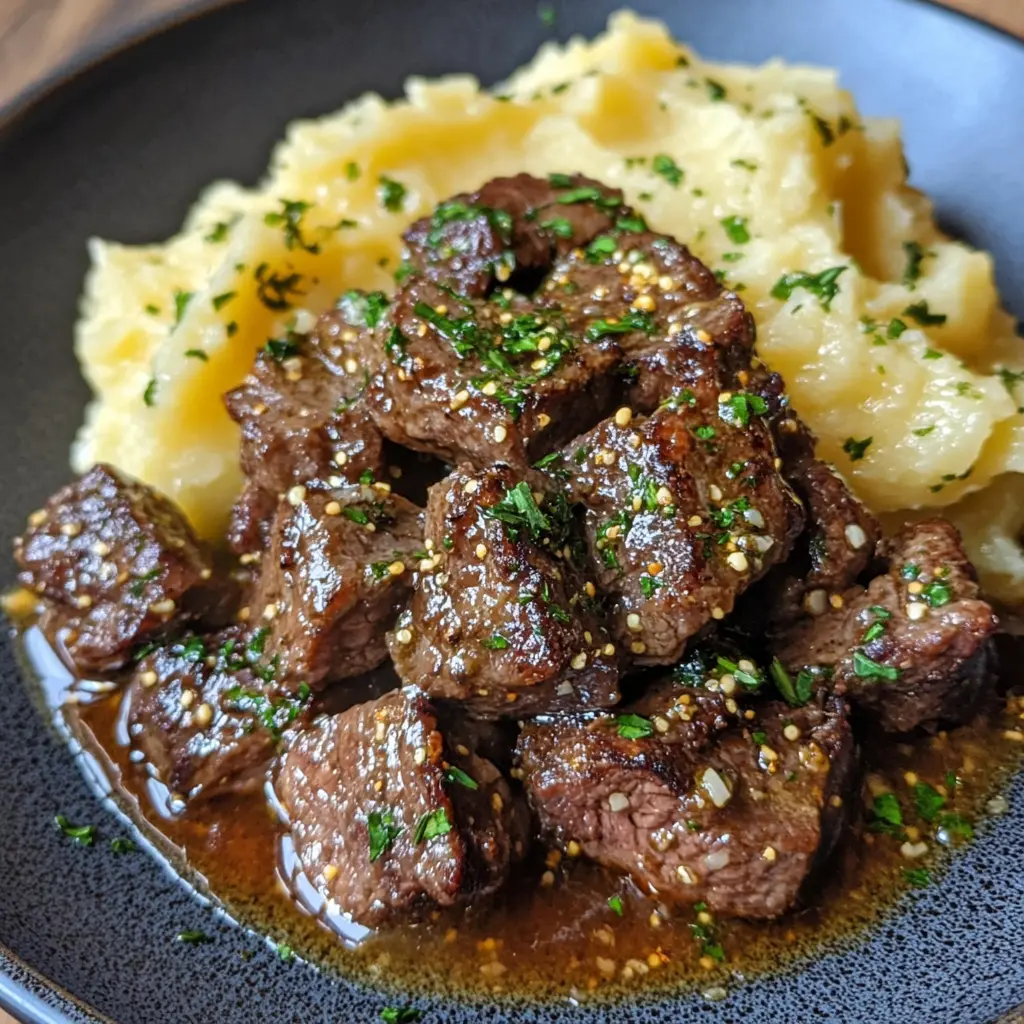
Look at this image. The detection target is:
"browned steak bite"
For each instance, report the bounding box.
[538,227,756,413]
[224,305,385,554]
[364,277,621,473]
[276,686,528,927]
[402,172,627,298]
[516,684,857,919]
[252,482,423,691]
[125,627,310,805]
[14,464,216,672]
[773,519,997,733]
[546,400,803,666]
[760,409,881,622]
[389,463,619,718]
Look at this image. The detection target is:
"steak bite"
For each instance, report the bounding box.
[389,464,619,719]
[773,518,998,733]
[276,686,528,927]
[364,277,621,473]
[252,482,424,691]
[125,627,310,805]
[548,399,803,666]
[402,172,628,298]
[516,685,857,919]
[224,309,384,554]
[14,464,216,671]
[762,409,881,619]
[538,226,756,412]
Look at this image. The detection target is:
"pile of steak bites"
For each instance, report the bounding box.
[16,174,997,926]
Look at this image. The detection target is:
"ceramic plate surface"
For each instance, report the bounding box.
[0,1,1022,1021]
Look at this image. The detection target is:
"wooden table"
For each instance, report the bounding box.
[0,0,1022,109]
[0,0,1021,1021]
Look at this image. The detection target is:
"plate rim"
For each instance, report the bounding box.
[0,1,1022,1022]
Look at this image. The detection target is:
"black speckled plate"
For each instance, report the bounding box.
[1,0,1022,1021]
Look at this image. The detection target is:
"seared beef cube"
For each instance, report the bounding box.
[14,464,215,671]
[403,172,627,297]
[276,686,528,926]
[224,316,384,553]
[125,627,309,804]
[516,686,857,919]
[783,456,880,596]
[553,402,802,665]
[365,278,620,473]
[226,480,278,557]
[764,410,881,614]
[253,483,424,689]
[774,519,997,732]
[389,464,619,718]
[538,227,755,407]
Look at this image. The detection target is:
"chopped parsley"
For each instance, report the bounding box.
[902,241,931,290]
[413,808,453,845]
[616,713,654,739]
[483,482,548,542]
[705,78,727,101]
[771,266,847,311]
[851,649,900,682]
[380,1009,421,1024]
[586,235,617,261]
[225,683,311,739]
[109,837,137,854]
[639,574,664,599]
[903,300,947,326]
[264,335,302,362]
[129,568,160,597]
[540,216,573,238]
[175,930,211,945]
[842,436,872,461]
[184,349,208,361]
[204,220,234,243]
[585,309,654,341]
[483,634,509,650]
[254,263,304,310]
[345,161,360,181]
[720,215,750,245]
[445,766,478,790]
[143,378,157,407]
[937,812,974,841]
[54,814,96,846]
[616,214,648,232]
[719,391,767,428]
[211,290,236,312]
[338,289,389,328]
[537,2,556,27]
[652,153,684,187]
[921,580,952,607]
[172,289,193,326]
[607,895,624,916]
[769,658,814,706]
[913,781,946,823]
[887,318,907,339]
[378,175,407,213]
[903,867,931,887]
[367,810,403,862]
[867,792,905,838]
[265,199,320,254]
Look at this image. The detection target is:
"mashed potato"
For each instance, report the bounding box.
[72,11,1024,602]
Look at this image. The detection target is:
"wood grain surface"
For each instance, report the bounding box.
[0,0,1022,109]
[0,0,1020,1022]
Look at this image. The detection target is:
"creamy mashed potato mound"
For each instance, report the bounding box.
[73,12,1024,602]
